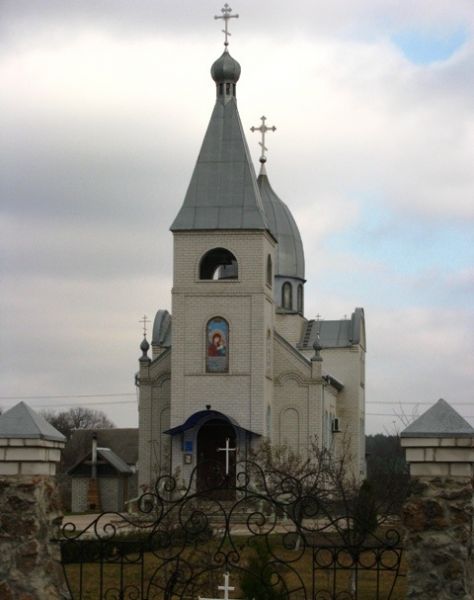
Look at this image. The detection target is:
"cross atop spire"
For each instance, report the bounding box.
[250,116,276,163]
[214,3,239,48]
[139,315,150,337]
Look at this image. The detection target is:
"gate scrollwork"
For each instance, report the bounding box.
[58,460,404,599]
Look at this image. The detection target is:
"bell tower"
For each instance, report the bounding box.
[168,6,276,476]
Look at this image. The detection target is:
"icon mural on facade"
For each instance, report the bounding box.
[207,317,229,372]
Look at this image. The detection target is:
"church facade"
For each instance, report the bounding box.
[137,25,366,491]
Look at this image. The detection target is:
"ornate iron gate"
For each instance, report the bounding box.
[59,461,404,599]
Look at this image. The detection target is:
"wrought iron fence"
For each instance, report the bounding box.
[57,460,404,599]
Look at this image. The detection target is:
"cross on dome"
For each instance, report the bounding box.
[139,315,150,337]
[250,116,276,163]
[214,3,239,48]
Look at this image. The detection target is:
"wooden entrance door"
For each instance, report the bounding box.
[197,419,236,499]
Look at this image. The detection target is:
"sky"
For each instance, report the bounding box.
[1,1,473,435]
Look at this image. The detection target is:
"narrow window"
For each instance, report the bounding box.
[206,317,229,373]
[266,255,272,287]
[226,82,231,95]
[266,405,272,438]
[282,282,292,310]
[297,284,303,313]
[200,248,238,280]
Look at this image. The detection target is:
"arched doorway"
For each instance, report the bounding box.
[197,419,236,499]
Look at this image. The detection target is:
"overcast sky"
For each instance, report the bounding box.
[1,1,473,434]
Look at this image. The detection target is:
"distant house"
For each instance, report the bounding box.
[64,429,138,513]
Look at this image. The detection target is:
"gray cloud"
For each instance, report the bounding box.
[1,2,473,433]
[2,0,473,48]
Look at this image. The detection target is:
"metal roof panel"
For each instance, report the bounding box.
[401,399,474,438]
[171,98,268,232]
[0,402,65,442]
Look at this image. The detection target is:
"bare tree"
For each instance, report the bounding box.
[248,436,403,544]
[41,407,115,440]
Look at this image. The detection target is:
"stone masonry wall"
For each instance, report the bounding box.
[0,474,70,600]
[403,476,474,599]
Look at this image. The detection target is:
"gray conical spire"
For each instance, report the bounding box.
[170,53,269,233]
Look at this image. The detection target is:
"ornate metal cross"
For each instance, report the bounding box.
[199,572,243,600]
[214,3,239,47]
[139,315,150,337]
[217,437,236,475]
[250,115,276,162]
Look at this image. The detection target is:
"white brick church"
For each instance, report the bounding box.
[137,12,366,492]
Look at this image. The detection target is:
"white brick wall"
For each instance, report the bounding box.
[318,346,366,479]
[171,231,276,438]
[138,352,171,489]
[71,479,88,513]
[137,225,365,489]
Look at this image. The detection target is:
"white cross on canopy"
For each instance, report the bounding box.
[217,437,236,475]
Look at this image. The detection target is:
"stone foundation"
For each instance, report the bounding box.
[0,475,70,600]
[403,476,474,599]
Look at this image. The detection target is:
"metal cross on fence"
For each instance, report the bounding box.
[214,4,239,47]
[250,116,276,163]
[217,437,236,475]
[199,572,243,600]
[139,315,150,337]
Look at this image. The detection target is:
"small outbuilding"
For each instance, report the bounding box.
[65,429,138,513]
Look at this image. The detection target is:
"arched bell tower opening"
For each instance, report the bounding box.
[199,248,238,280]
[197,419,236,499]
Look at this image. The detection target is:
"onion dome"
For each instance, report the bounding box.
[211,50,241,83]
[152,309,172,348]
[139,336,150,362]
[312,336,323,362]
[258,168,305,280]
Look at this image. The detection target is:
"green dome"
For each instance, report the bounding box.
[211,50,241,83]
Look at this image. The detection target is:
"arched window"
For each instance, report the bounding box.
[199,248,238,280]
[297,284,303,314]
[266,255,272,287]
[206,317,229,373]
[282,282,293,310]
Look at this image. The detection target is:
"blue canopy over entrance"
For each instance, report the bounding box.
[163,409,259,437]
